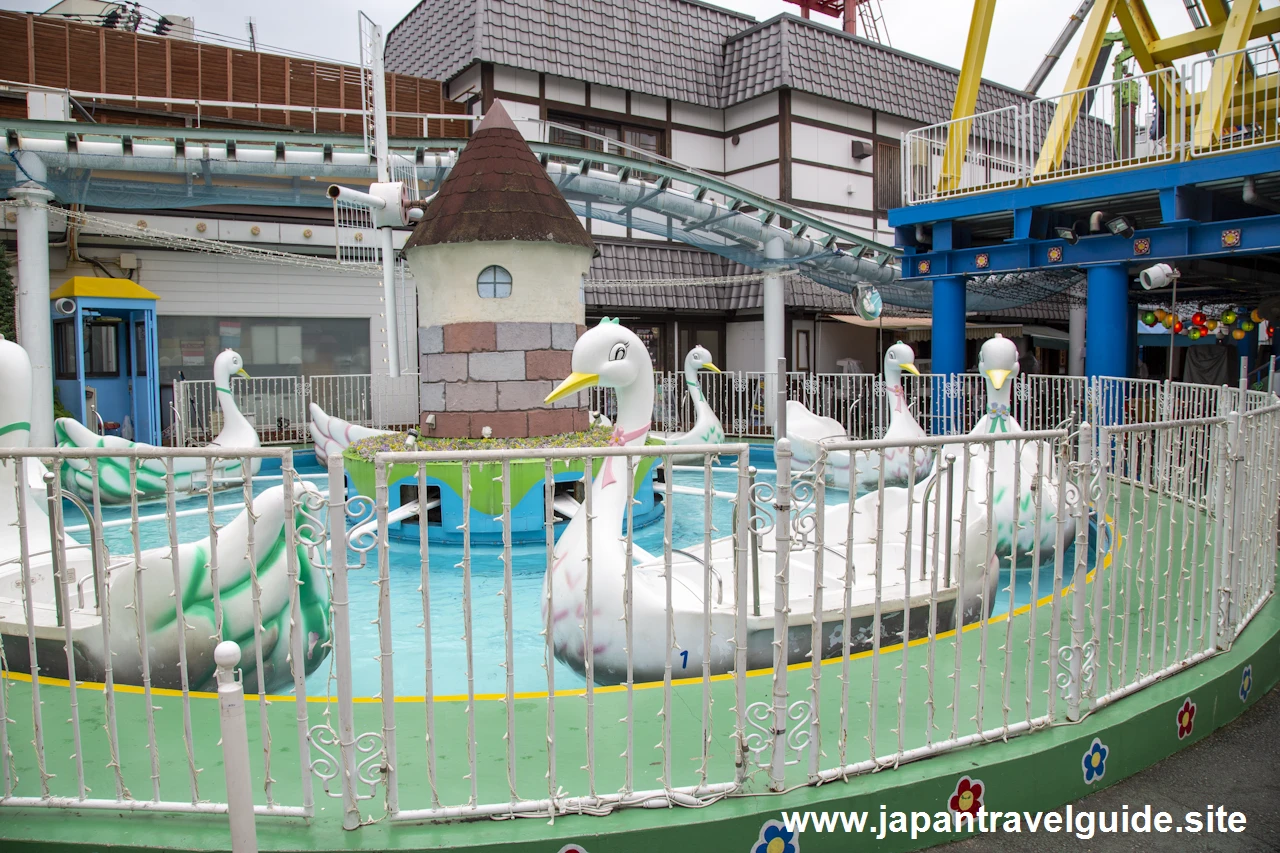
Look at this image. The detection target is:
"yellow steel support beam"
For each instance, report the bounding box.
[936,0,999,194]
[1032,0,1119,177]
[1114,0,1165,73]
[1201,0,1230,27]
[1192,1,1261,149]
[1150,6,1280,64]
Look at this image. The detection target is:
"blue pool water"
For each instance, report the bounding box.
[72,447,1087,698]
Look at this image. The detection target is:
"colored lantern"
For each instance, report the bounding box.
[1206,319,1219,331]
[1252,308,1263,324]
[1269,325,1275,339]
[1232,328,1246,341]
[1191,312,1206,326]
[1241,320,1256,333]
[1222,309,1238,325]
[1142,311,1157,326]
[1155,308,1168,323]
[1162,315,1174,329]
[1188,327,1202,340]
[1173,320,1184,333]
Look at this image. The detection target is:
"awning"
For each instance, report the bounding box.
[827,315,1024,344]
[1022,324,1071,351]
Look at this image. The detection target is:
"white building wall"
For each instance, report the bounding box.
[545,75,586,105]
[815,320,877,374]
[448,64,483,102]
[791,123,869,171]
[791,163,872,210]
[790,92,874,132]
[671,129,724,173]
[724,164,780,198]
[494,66,540,98]
[725,125,778,172]
[727,319,764,372]
[591,85,626,113]
[672,101,723,132]
[630,92,665,120]
[725,94,779,131]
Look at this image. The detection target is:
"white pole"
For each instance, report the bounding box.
[1068,303,1086,377]
[762,236,786,431]
[9,152,55,447]
[214,642,259,853]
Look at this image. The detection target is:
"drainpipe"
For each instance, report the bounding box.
[1069,303,1086,376]
[8,151,55,447]
[1244,177,1280,213]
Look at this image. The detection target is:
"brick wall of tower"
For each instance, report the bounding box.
[418,321,590,438]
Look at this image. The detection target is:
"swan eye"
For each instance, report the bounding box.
[609,343,628,362]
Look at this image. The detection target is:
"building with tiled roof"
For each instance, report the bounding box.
[388,0,1073,376]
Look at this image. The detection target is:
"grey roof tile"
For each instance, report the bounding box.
[388,3,1032,126]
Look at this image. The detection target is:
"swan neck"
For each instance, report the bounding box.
[614,369,654,445]
[684,365,706,405]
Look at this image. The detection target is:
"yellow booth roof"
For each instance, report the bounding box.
[50,276,160,302]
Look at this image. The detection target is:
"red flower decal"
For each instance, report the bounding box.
[948,776,984,815]
[1176,698,1196,739]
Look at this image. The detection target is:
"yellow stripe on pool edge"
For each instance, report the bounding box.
[2,517,1118,704]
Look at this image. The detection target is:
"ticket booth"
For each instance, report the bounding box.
[50,277,161,445]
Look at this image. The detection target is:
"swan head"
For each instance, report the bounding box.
[683,345,720,375]
[978,334,1019,392]
[213,349,250,389]
[0,334,32,449]
[545,318,652,403]
[883,341,919,386]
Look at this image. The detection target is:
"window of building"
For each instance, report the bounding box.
[548,114,663,173]
[155,316,371,385]
[874,141,901,213]
[134,321,148,376]
[477,265,513,299]
[85,321,121,377]
[54,320,77,379]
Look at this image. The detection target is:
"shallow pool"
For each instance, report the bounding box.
[71,448,1087,698]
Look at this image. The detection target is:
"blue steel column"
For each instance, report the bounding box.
[1086,264,1130,379]
[932,275,966,434]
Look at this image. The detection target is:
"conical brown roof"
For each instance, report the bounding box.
[405,101,595,251]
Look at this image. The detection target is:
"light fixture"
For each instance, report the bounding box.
[1139,262,1178,290]
[1105,215,1135,239]
[1054,225,1078,245]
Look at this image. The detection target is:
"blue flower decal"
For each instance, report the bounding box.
[1241,665,1253,702]
[753,820,799,853]
[1082,738,1108,784]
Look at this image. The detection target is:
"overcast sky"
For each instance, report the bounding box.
[2,0,1270,97]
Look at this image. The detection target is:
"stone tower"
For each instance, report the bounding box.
[406,101,596,439]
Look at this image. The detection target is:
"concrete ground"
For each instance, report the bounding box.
[943,685,1280,852]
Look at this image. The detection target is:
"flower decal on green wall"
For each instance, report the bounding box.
[1176,697,1197,740]
[752,820,799,853]
[1240,665,1253,703]
[1082,738,1108,784]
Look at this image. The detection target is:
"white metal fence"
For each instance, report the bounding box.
[7,377,1275,836]
[170,372,421,447]
[1189,43,1280,158]
[903,49,1279,203]
[0,446,324,818]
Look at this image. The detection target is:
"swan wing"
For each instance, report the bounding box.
[309,403,392,463]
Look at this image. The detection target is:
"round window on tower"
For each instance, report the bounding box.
[477,265,513,299]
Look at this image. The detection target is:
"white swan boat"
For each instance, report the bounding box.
[55,349,262,504]
[0,335,330,692]
[788,342,932,491]
[542,320,998,684]
[652,345,727,464]
[855,335,1079,564]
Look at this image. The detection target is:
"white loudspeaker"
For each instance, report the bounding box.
[53,297,77,315]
